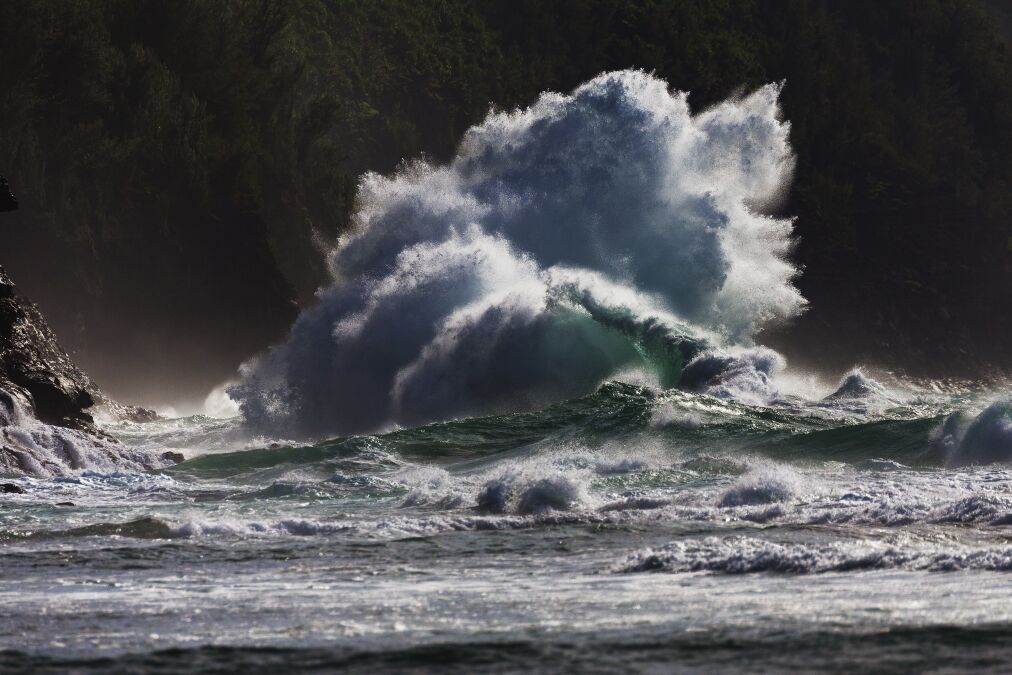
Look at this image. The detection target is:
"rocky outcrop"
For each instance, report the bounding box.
[0,264,161,475]
[1,265,100,431]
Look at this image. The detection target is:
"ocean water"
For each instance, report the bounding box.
[5,70,1012,672]
[5,379,1012,672]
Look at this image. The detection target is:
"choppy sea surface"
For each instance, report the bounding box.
[5,376,1012,673]
[7,68,1012,673]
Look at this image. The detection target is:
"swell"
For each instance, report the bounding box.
[172,382,658,479]
[167,382,950,484]
[739,417,942,465]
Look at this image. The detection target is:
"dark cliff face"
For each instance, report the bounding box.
[0,265,98,430]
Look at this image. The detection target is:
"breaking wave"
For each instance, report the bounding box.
[718,463,804,507]
[934,400,1012,467]
[232,69,803,439]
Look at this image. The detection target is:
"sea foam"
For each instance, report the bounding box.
[615,536,1012,575]
[719,462,803,507]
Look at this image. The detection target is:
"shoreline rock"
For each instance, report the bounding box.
[1,265,101,432]
[0,264,163,475]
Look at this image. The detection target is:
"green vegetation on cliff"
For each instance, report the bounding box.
[1,0,1011,402]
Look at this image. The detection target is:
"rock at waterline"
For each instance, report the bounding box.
[0,263,161,475]
[1,482,25,494]
[1,265,99,431]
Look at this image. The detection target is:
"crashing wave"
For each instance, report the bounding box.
[232,69,804,439]
[933,400,1012,467]
[718,463,803,507]
[476,468,591,515]
[825,370,889,400]
[815,369,902,416]
[680,347,785,405]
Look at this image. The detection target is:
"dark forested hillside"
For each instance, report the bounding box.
[2,0,1011,405]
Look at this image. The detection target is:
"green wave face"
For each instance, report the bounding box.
[167,381,953,485]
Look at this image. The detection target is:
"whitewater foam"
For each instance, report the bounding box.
[718,462,805,507]
[615,536,1012,575]
[0,389,160,476]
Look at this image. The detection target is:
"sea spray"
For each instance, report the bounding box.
[232,70,804,438]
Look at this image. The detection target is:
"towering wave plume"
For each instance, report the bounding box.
[232,70,804,439]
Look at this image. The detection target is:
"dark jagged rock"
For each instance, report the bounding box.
[0,177,17,212]
[161,451,185,464]
[0,264,99,431]
[1,482,24,494]
[0,263,162,475]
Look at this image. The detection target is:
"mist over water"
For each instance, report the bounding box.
[232,70,803,439]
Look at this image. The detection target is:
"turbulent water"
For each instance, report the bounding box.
[6,379,1012,672]
[5,71,1012,672]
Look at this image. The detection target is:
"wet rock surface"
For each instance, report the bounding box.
[0,264,161,475]
[0,264,99,431]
